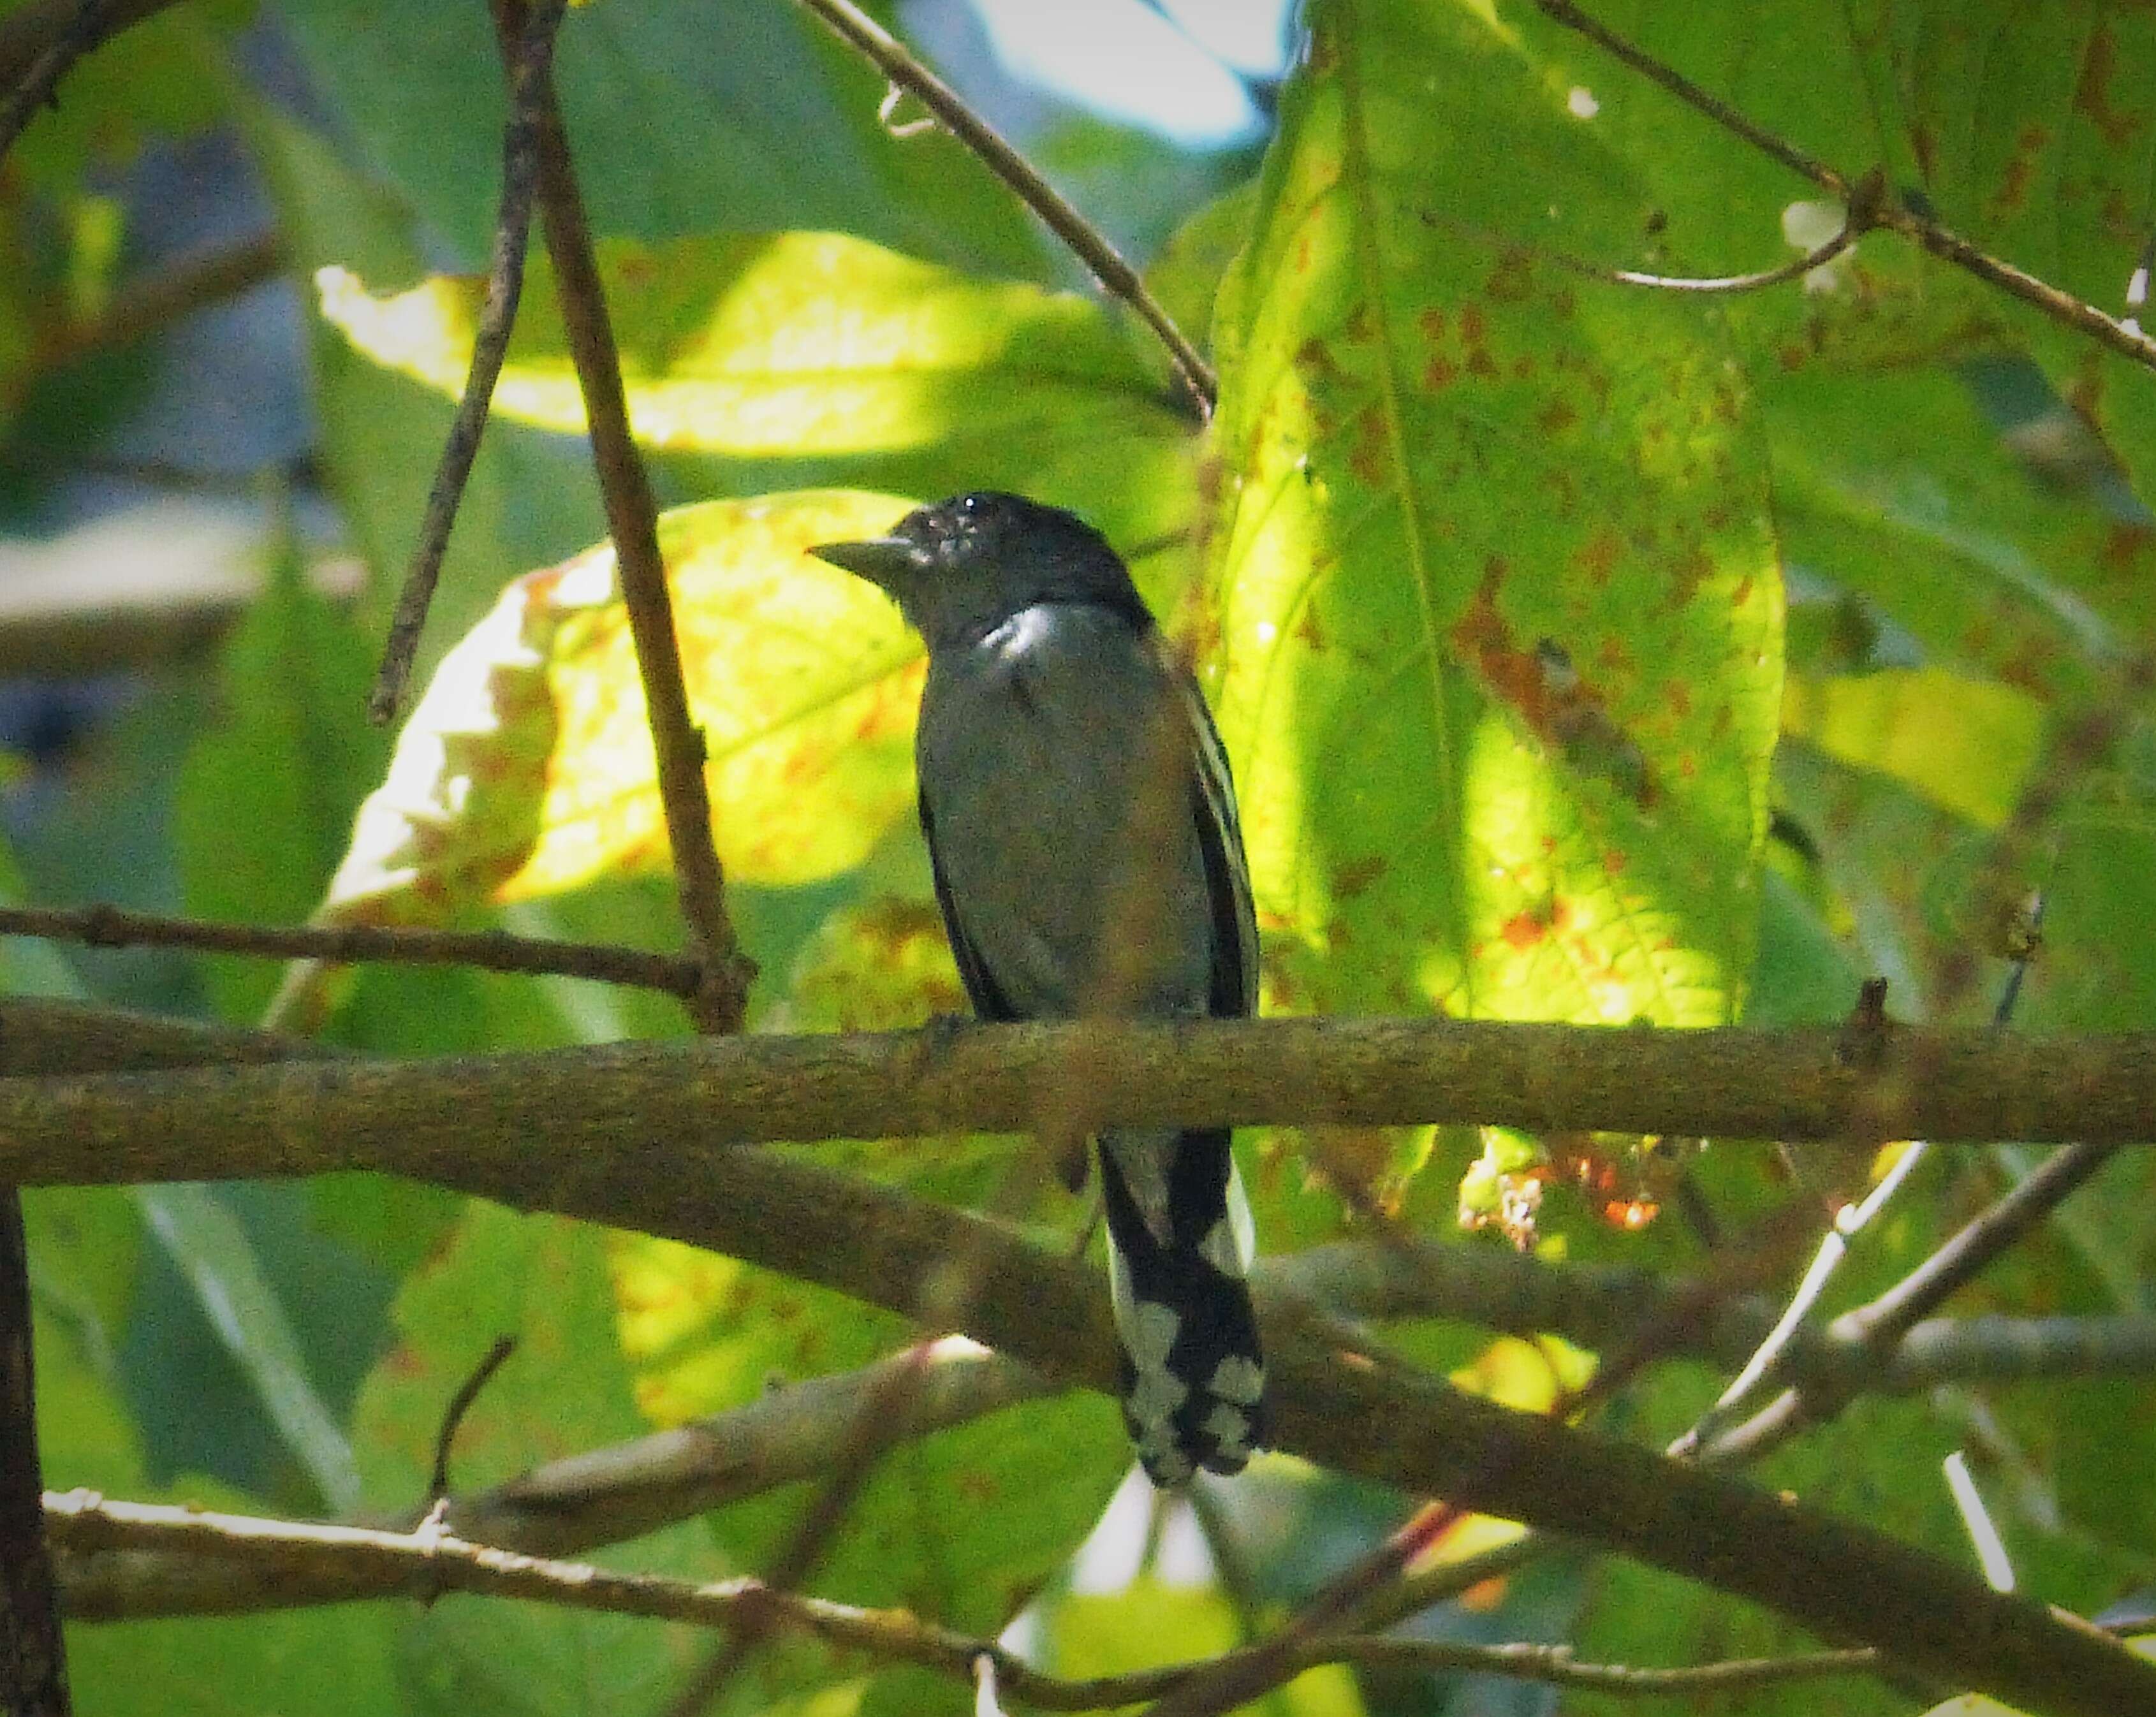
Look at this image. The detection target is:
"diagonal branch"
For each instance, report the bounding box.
[786,0,1216,414]
[0,0,165,93]
[0,0,108,163]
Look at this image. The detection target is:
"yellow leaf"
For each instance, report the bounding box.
[319,489,921,925]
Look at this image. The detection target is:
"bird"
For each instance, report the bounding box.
[811,492,1265,1487]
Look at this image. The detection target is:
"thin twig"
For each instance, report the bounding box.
[0,902,708,1000]
[499,0,752,1034]
[1698,1146,2125,1468]
[786,0,1216,414]
[0,0,106,163]
[1842,1144,2122,1352]
[367,0,568,724]
[428,1336,517,1502]
[1534,0,2156,376]
[1533,0,1843,190]
[1143,1500,1464,1717]
[1424,170,1881,298]
[656,1339,943,1717]
[1678,931,2039,1454]
[45,1492,1886,1707]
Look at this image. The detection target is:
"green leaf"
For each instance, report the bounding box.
[353,1202,648,1503]
[22,1185,140,1387]
[5,0,238,192]
[316,231,1180,458]
[31,1266,403,1714]
[1768,362,2142,701]
[316,490,922,928]
[274,0,1043,275]
[346,1202,722,1717]
[1206,0,1781,1030]
[173,514,391,1019]
[1142,177,1260,359]
[134,1183,363,1514]
[1781,668,2045,828]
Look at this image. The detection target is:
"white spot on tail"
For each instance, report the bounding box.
[1203,1401,1252,1463]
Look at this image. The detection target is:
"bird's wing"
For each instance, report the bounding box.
[1175,669,1260,1020]
[920,789,1018,1021]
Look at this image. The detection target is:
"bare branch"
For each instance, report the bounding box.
[499,0,753,1034]
[47,1492,1884,1707]
[4,1028,2154,1709]
[786,0,1215,414]
[0,902,708,1000]
[368,0,568,724]
[4,995,2155,1711]
[1845,1151,2116,1355]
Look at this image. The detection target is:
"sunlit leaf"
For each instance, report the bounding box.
[316,231,1177,457]
[1206,0,1781,1036]
[316,490,922,927]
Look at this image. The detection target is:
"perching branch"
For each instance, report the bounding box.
[5,1014,2156,1192]
[496,0,753,1034]
[367,0,567,724]
[17,999,2156,1706]
[1534,0,2156,376]
[2,1009,2153,1711]
[0,903,708,1001]
[786,0,1217,414]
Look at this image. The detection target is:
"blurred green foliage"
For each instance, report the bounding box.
[3,0,2155,1713]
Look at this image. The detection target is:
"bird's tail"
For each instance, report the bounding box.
[1097,1127,1267,1487]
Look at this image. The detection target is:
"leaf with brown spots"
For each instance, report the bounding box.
[1205,0,1780,1050]
[313,491,925,931]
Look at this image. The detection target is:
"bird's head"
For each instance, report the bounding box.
[810,492,1149,650]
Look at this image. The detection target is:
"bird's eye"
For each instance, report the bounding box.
[956,495,981,519]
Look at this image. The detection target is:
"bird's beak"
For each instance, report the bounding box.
[808,535,930,590]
